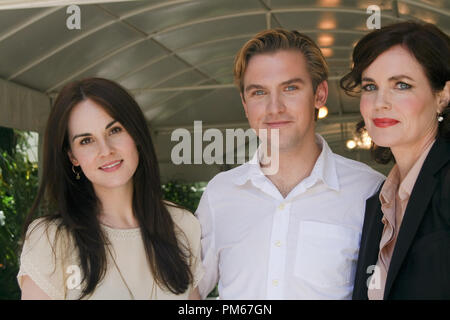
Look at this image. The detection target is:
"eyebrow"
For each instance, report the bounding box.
[361,75,415,82]
[71,120,118,142]
[244,78,305,92]
[281,78,305,86]
[244,84,264,93]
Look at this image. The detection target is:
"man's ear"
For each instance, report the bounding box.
[67,150,79,166]
[241,92,249,118]
[314,80,329,110]
[437,80,450,113]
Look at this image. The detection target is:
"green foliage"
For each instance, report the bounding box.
[162,181,206,213]
[0,131,39,300]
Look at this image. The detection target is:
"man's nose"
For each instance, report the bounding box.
[266,91,286,115]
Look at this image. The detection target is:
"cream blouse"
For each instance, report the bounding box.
[17,205,204,300]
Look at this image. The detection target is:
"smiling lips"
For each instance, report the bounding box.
[373,118,400,128]
[99,160,123,172]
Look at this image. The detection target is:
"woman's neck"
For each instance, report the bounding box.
[391,128,436,182]
[94,181,138,229]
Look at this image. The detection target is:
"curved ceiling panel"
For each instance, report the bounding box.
[0,0,448,179]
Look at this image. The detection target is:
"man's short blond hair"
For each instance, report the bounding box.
[233,28,329,96]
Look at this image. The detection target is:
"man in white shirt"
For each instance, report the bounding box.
[195,29,385,299]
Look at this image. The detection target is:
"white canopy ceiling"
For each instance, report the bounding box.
[0,0,448,181]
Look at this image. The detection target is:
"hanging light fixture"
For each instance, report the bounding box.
[318,106,328,119]
[346,140,357,150]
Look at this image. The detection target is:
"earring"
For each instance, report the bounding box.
[72,165,81,180]
[438,112,444,122]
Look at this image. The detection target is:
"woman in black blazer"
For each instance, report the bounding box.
[340,21,450,299]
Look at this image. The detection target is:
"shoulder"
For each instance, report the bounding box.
[165,202,201,238]
[204,163,251,191]
[333,154,385,188]
[18,217,72,300]
[23,217,65,252]
[331,153,385,200]
[334,153,385,180]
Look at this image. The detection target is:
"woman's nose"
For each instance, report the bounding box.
[374,88,392,111]
[97,138,113,157]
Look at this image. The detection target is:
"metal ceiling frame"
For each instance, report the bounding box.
[49,28,365,93]
[398,0,449,16]
[47,33,256,92]
[1,0,447,137]
[2,0,197,81]
[142,76,217,116]
[1,0,447,92]
[0,6,60,42]
[127,55,236,94]
[0,0,137,10]
[4,3,410,88]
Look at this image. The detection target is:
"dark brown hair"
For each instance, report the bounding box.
[23,78,193,298]
[234,28,328,97]
[340,21,450,164]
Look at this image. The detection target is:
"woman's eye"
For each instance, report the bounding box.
[396,82,411,90]
[362,83,376,91]
[110,126,122,134]
[80,137,92,145]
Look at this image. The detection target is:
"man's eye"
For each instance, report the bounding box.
[396,82,411,90]
[285,85,297,91]
[252,90,265,96]
[362,84,376,91]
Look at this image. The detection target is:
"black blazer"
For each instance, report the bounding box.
[353,137,450,299]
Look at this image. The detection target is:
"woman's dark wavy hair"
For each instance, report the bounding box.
[22,77,193,298]
[340,21,450,164]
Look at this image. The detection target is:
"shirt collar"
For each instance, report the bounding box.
[398,138,435,201]
[232,133,340,192]
[379,165,400,207]
[232,145,266,186]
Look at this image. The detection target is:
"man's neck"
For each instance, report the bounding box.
[263,136,322,198]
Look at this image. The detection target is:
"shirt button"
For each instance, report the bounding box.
[275,240,281,247]
[278,203,285,210]
[272,279,279,286]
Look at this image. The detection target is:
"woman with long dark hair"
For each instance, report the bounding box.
[17,78,203,299]
[341,21,450,299]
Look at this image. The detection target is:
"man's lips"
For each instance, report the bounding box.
[265,121,292,128]
[373,118,400,128]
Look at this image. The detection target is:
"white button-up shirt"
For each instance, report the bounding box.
[195,134,385,299]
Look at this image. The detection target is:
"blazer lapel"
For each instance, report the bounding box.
[363,197,384,270]
[383,138,450,299]
[355,192,384,299]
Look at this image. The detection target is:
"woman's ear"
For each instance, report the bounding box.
[437,81,450,113]
[67,150,79,166]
